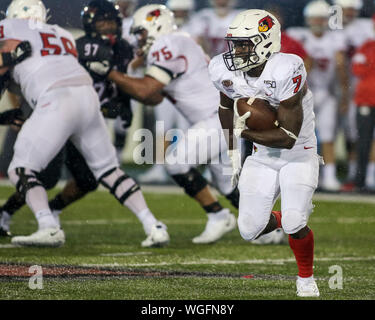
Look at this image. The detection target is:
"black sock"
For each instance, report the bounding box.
[203,201,223,213]
[2,193,26,216]
[49,194,66,211]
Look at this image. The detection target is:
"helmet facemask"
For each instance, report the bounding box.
[131,27,155,53]
[223,34,266,72]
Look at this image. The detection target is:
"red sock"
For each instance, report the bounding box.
[288,230,314,278]
[271,210,282,228]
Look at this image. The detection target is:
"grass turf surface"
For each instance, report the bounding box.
[0,186,374,300]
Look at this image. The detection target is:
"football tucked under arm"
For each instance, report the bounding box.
[235,90,304,149]
[235,97,278,131]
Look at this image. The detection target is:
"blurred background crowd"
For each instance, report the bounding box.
[0,0,375,194]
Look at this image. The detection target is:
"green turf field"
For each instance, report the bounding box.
[0,185,374,300]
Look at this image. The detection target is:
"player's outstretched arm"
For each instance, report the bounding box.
[240,85,305,149]
[107,70,164,105]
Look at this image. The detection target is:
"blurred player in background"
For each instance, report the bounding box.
[351,14,375,192]
[0,0,169,247]
[88,4,239,244]
[211,9,320,296]
[189,0,242,57]
[333,0,375,190]
[166,0,195,31]
[137,0,194,184]
[287,0,349,192]
[112,0,137,43]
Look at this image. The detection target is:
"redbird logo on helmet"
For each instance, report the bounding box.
[258,16,275,32]
[146,9,161,21]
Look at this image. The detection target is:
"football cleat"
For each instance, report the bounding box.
[141,222,170,248]
[296,277,320,297]
[321,178,341,192]
[11,227,65,247]
[192,212,237,244]
[251,228,287,245]
[0,226,11,237]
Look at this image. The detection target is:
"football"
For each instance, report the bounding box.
[235,97,278,131]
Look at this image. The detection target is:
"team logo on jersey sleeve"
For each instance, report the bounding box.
[222,80,234,93]
[258,16,274,33]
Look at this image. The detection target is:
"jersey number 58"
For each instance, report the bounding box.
[40,32,78,58]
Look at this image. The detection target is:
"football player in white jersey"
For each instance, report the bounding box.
[209,9,320,297]
[0,0,169,248]
[333,0,375,188]
[111,0,137,44]
[88,4,238,244]
[287,0,349,192]
[189,0,242,57]
[166,0,195,32]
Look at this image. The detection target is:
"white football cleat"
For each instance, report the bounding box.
[192,212,237,244]
[321,178,341,192]
[296,276,320,297]
[251,228,287,245]
[141,222,170,247]
[11,227,65,247]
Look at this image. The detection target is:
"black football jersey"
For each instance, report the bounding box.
[76,36,133,111]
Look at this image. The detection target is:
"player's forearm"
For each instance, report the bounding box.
[108,70,158,103]
[240,128,296,149]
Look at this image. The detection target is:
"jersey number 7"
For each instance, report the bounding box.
[292,75,302,94]
[40,32,78,58]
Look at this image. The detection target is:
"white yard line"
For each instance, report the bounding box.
[82,256,375,268]
[1,179,375,203]
[100,252,153,257]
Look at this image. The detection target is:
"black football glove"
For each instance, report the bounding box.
[0,108,24,127]
[101,97,133,128]
[119,104,133,129]
[2,41,32,67]
[101,98,122,119]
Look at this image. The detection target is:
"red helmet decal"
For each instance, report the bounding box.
[146,9,161,21]
[258,15,274,32]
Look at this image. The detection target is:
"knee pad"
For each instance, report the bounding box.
[99,167,140,204]
[225,188,239,209]
[281,209,308,235]
[237,212,267,241]
[171,168,208,198]
[9,168,44,197]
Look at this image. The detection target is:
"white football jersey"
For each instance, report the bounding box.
[145,32,219,124]
[342,18,374,55]
[209,52,317,157]
[189,8,243,57]
[0,18,92,108]
[286,27,346,91]
[122,17,137,47]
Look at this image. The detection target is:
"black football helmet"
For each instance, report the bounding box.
[81,0,123,45]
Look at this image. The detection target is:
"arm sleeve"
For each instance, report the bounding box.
[145,39,187,85]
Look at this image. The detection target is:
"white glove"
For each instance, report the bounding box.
[86,60,112,77]
[233,98,251,139]
[227,149,242,188]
